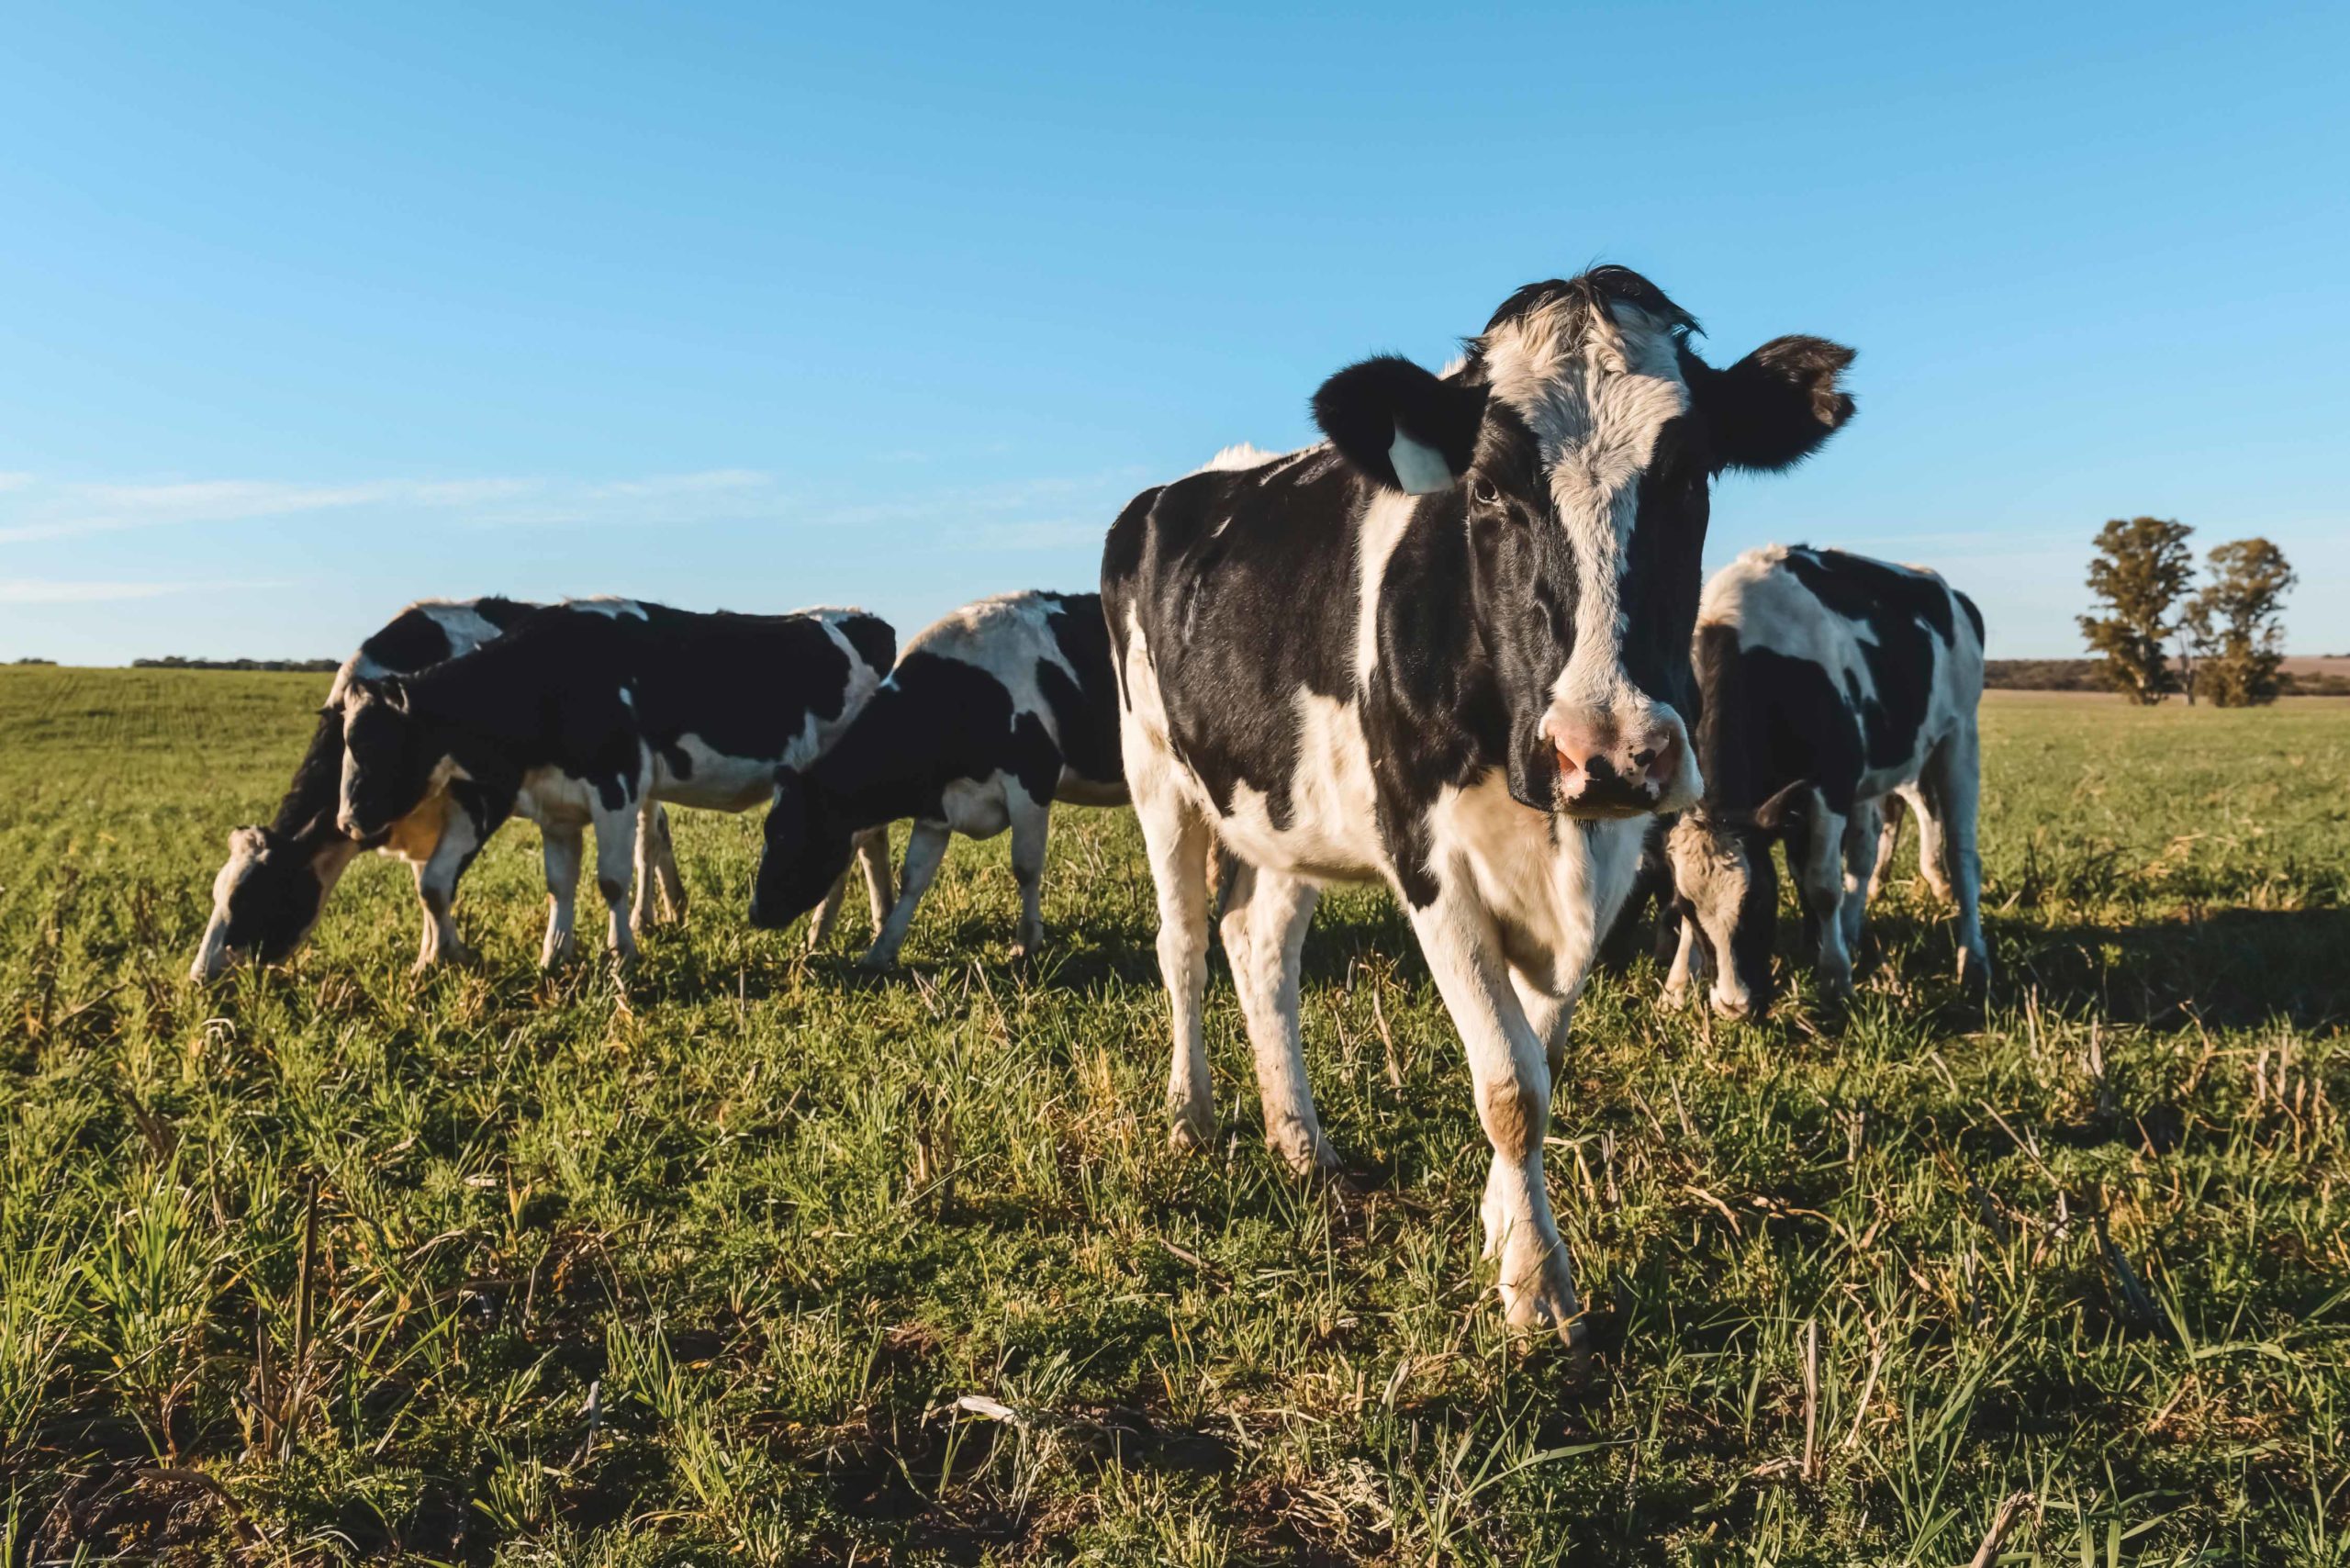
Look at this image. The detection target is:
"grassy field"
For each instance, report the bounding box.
[3,668,2347,1565]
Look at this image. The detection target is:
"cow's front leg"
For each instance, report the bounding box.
[411,811,486,971]
[1796,806,1854,999]
[591,801,641,964]
[1219,863,1331,1175]
[1129,762,1214,1151]
[1407,897,1581,1345]
[1510,972,1574,1087]
[540,823,585,968]
[1840,799,1884,959]
[805,867,849,952]
[1662,917,1704,1008]
[860,820,949,969]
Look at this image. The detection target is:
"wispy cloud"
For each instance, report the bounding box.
[0,577,289,604]
[0,470,785,543]
[0,464,1157,545]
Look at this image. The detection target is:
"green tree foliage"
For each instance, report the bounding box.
[2183,537,2296,707]
[2078,517,2194,704]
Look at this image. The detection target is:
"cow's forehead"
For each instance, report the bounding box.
[1472,295,1690,458]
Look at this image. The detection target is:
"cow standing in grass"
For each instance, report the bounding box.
[337,599,896,967]
[1102,267,1858,1343]
[190,597,688,979]
[1662,545,1988,1018]
[748,589,1125,966]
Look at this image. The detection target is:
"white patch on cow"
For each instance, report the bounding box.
[654,734,783,812]
[1387,429,1455,495]
[1353,487,1421,683]
[566,597,649,620]
[1479,295,1694,754]
[1205,691,1382,884]
[1422,774,1648,992]
[1192,442,1287,475]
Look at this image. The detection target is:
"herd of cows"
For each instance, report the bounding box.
[187,265,1989,1346]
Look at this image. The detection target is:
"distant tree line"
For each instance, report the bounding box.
[1988,658,2350,697]
[2078,518,2297,705]
[129,655,341,672]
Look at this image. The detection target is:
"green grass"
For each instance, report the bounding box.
[3,668,2347,1564]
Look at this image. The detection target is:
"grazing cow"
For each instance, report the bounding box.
[1102,266,1857,1343]
[337,599,897,967]
[1662,545,1987,1018]
[190,598,688,978]
[748,589,1125,966]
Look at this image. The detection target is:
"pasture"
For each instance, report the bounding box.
[3,667,2346,1565]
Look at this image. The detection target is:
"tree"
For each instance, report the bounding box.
[2078,517,2195,704]
[2182,538,2296,707]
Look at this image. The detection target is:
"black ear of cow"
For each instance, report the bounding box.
[1312,355,1486,495]
[1746,779,1812,832]
[1687,335,1857,473]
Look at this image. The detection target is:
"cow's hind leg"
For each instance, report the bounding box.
[1407,896,1581,1346]
[1008,793,1051,960]
[645,804,688,925]
[1920,730,1991,987]
[860,820,949,969]
[1219,863,1331,1175]
[1131,764,1215,1152]
[591,802,641,965]
[1868,792,1908,901]
[540,823,585,969]
[854,825,895,930]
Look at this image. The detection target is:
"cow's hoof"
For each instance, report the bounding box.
[1270,1135,1341,1181]
[1500,1259,1586,1355]
[1168,1109,1214,1155]
[855,950,899,973]
[1957,948,1993,991]
[1660,979,1692,1010]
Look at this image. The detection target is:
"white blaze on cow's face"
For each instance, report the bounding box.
[1477,292,1704,817]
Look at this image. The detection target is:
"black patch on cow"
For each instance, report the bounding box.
[1037,592,1123,788]
[835,611,898,682]
[1103,455,1362,830]
[1776,547,1947,772]
[1955,589,1985,646]
[356,607,457,675]
[799,652,1061,832]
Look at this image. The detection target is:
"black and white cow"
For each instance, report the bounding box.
[337,599,897,967]
[748,589,1125,966]
[1102,266,1857,1344]
[191,598,689,978]
[1662,545,1987,1018]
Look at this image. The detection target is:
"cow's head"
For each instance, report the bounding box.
[1312,266,1855,819]
[338,678,439,839]
[746,772,853,934]
[189,824,331,979]
[1666,782,1806,1017]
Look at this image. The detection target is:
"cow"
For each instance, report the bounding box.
[190,597,690,979]
[748,589,1125,966]
[1662,545,1988,1019]
[1102,265,1858,1345]
[336,599,898,967]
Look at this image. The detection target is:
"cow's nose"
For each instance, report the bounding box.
[1548,717,1679,814]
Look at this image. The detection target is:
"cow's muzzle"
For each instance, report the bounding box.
[1544,710,1697,819]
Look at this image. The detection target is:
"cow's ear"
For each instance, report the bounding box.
[352,674,408,712]
[1745,779,1811,832]
[1312,355,1486,495]
[1685,336,1856,472]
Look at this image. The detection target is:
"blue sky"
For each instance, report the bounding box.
[3,0,2344,662]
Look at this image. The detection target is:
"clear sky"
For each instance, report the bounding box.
[3,1,2344,663]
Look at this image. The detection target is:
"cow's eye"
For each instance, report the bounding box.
[1471,478,1503,509]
